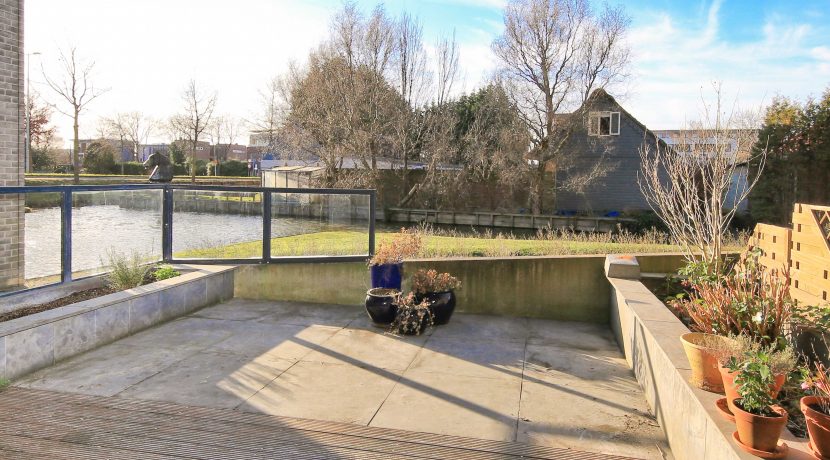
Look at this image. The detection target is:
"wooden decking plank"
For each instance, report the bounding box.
[0,388,635,460]
[0,432,179,460]
[1,396,524,460]
[0,403,426,460]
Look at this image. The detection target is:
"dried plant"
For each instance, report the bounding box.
[411,269,461,294]
[670,251,794,349]
[803,363,830,414]
[388,293,433,336]
[368,228,422,266]
[714,334,796,375]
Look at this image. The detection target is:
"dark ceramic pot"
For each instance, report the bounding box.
[370,263,403,290]
[365,288,400,325]
[415,290,456,325]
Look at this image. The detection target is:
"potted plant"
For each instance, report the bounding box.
[411,269,461,325]
[715,335,795,418]
[726,350,789,456]
[672,254,794,393]
[801,363,830,458]
[368,229,422,290]
[388,293,433,336]
[364,288,401,325]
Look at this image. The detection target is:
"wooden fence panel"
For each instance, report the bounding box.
[753,204,830,306]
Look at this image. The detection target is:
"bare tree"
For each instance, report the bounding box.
[250,77,284,158]
[638,84,766,273]
[102,112,157,162]
[492,0,630,213]
[169,80,217,182]
[43,46,109,183]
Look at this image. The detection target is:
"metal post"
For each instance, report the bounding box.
[262,192,272,263]
[60,190,72,283]
[368,191,376,256]
[162,186,173,261]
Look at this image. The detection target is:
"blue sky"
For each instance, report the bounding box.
[26,0,830,143]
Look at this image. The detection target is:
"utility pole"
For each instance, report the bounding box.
[25,51,41,173]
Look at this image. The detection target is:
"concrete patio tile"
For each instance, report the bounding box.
[238,361,402,425]
[115,316,234,350]
[427,314,529,343]
[256,301,364,327]
[523,343,640,391]
[189,299,276,322]
[517,379,667,460]
[15,343,196,396]
[406,337,525,380]
[526,319,620,351]
[370,371,522,442]
[300,327,425,371]
[118,350,292,409]
[206,322,341,361]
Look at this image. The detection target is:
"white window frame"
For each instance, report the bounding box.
[588,111,621,136]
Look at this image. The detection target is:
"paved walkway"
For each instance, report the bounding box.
[15,299,670,459]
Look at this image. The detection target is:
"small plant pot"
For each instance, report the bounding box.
[364,288,400,325]
[414,290,456,325]
[732,402,788,454]
[802,396,830,458]
[720,366,786,415]
[370,263,403,290]
[680,332,730,392]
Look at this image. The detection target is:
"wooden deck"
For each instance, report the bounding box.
[0,387,638,459]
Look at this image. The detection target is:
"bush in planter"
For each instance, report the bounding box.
[367,229,422,290]
[726,349,790,454]
[800,363,830,457]
[105,250,153,291]
[388,293,433,336]
[411,269,461,325]
[671,249,794,350]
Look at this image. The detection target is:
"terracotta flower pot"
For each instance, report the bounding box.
[732,402,788,453]
[681,332,730,392]
[720,366,786,415]
[802,396,830,458]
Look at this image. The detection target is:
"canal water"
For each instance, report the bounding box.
[24,206,368,280]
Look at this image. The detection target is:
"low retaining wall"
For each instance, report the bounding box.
[605,255,808,459]
[234,253,687,323]
[0,265,235,381]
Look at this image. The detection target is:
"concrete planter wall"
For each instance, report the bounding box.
[234,253,687,323]
[0,265,235,381]
[605,255,808,459]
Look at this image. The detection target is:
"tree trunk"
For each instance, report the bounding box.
[72,113,80,185]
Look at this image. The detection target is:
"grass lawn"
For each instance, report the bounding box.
[175,230,688,259]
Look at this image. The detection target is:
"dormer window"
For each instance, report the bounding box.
[588,111,620,136]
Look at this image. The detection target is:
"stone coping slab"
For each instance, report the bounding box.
[605,255,811,460]
[0,264,235,381]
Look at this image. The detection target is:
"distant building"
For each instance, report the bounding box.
[74,138,133,162]
[171,140,212,161]
[212,143,248,162]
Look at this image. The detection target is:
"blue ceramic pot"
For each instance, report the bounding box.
[370,263,403,290]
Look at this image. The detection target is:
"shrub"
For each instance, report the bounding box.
[411,269,461,294]
[105,250,152,291]
[803,363,830,414]
[119,161,147,175]
[670,249,794,349]
[152,265,180,281]
[207,160,248,176]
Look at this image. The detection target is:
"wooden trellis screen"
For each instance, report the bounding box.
[753,203,830,306]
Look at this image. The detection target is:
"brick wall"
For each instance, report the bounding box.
[0,0,24,288]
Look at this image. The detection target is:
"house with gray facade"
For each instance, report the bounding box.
[552,89,664,214]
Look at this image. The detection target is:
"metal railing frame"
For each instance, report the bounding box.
[1,184,375,292]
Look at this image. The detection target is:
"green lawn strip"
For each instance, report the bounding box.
[175,230,686,259]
